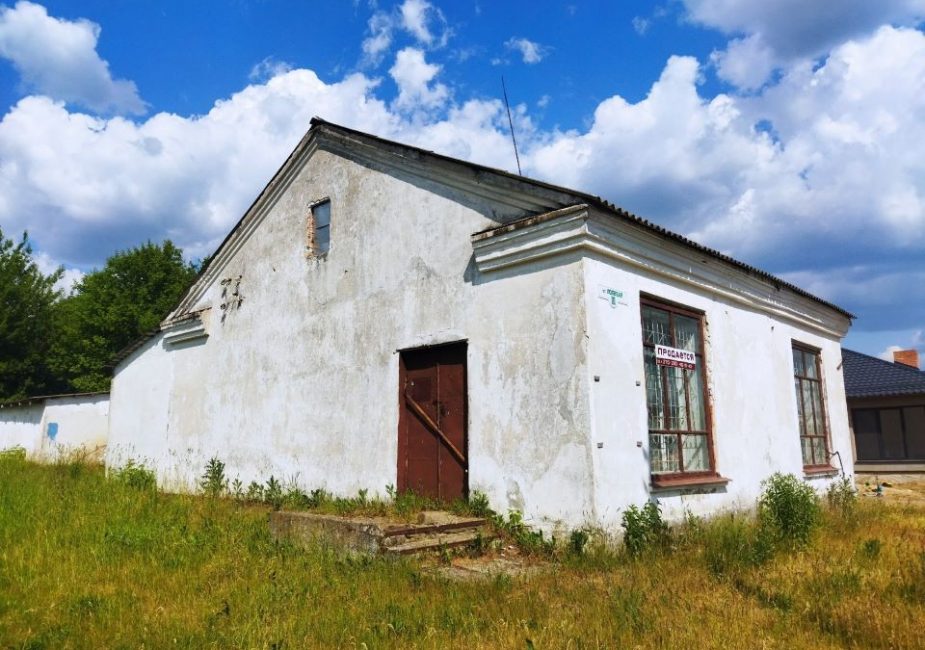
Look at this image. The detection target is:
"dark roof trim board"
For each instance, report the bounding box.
[0,391,109,409]
[842,348,925,398]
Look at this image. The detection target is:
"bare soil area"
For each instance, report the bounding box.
[857,478,925,505]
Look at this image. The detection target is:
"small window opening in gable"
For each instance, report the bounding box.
[308,199,331,256]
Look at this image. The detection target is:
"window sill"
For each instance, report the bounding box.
[650,474,730,493]
[803,466,840,478]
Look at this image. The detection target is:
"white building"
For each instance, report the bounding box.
[0,392,109,462]
[105,119,854,531]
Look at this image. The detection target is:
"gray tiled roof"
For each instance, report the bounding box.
[842,348,925,398]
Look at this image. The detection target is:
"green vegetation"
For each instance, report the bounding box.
[0,227,62,400]
[757,472,822,548]
[620,500,670,557]
[48,240,199,392]
[0,233,201,401]
[2,454,925,649]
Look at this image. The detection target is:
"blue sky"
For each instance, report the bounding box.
[0,0,923,364]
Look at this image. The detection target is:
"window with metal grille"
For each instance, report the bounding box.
[308,199,331,255]
[792,345,830,467]
[640,297,713,476]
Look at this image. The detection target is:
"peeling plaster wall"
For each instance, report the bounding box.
[105,139,853,532]
[0,395,109,461]
[583,256,853,527]
[106,147,593,530]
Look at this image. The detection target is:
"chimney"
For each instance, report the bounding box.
[893,349,920,369]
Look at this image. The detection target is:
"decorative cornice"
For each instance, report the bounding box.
[163,319,208,347]
[472,207,851,338]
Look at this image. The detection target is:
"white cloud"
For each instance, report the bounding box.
[877,345,905,362]
[400,0,449,47]
[685,0,925,89]
[505,37,548,64]
[632,17,650,35]
[0,70,394,266]
[33,251,83,294]
[248,57,293,83]
[876,343,922,368]
[389,47,449,111]
[710,34,776,90]
[361,0,450,66]
[361,11,394,66]
[2,5,923,343]
[0,1,144,114]
[521,28,925,331]
[685,0,925,55]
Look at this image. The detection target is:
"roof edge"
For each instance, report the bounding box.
[149,116,854,339]
[0,391,110,409]
[310,118,853,321]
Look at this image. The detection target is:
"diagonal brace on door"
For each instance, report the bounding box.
[403,392,467,466]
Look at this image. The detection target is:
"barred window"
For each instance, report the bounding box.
[792,345,829,467]
[641,297,713,476]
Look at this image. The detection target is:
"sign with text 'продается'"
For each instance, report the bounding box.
[655,345,696,370]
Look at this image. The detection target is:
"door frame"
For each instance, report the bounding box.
[396,339,469,500]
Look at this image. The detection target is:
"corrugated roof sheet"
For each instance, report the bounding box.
[842,348,925,398]
[311,118,854,320]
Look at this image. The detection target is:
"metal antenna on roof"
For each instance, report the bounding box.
[501,76,522,176]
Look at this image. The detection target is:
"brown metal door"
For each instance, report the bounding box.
[398,342,467,501]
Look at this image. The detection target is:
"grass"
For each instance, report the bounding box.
[2,454,925,649]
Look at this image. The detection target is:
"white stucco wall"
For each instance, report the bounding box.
[0,404,44,455]
[106,142,594,528]
[0,394,110,461]
[583,257,853,527]
[104,129,853,533]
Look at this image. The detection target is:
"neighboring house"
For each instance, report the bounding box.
[104,118,854,531]
[843,348,925,477]
[0,392,110,461]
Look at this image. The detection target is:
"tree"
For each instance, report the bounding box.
[0,228,62,401]
[50,241,199,392]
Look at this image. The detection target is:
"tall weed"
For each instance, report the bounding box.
[109,460,157,491]
[0,445,27,461]
[702,514,774,577]
[199,457,228,497]
[493,510,555,556]
[825,476,857,523]
[621,501,670,558]
[758,473,820,548]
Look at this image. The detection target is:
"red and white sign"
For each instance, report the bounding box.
[655,344,696,370]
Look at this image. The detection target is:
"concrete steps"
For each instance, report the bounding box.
[269,510,494,556]
[381,519,493,555]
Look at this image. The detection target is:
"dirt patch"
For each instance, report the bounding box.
[857,479,925,506]
[425,544,550,581]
